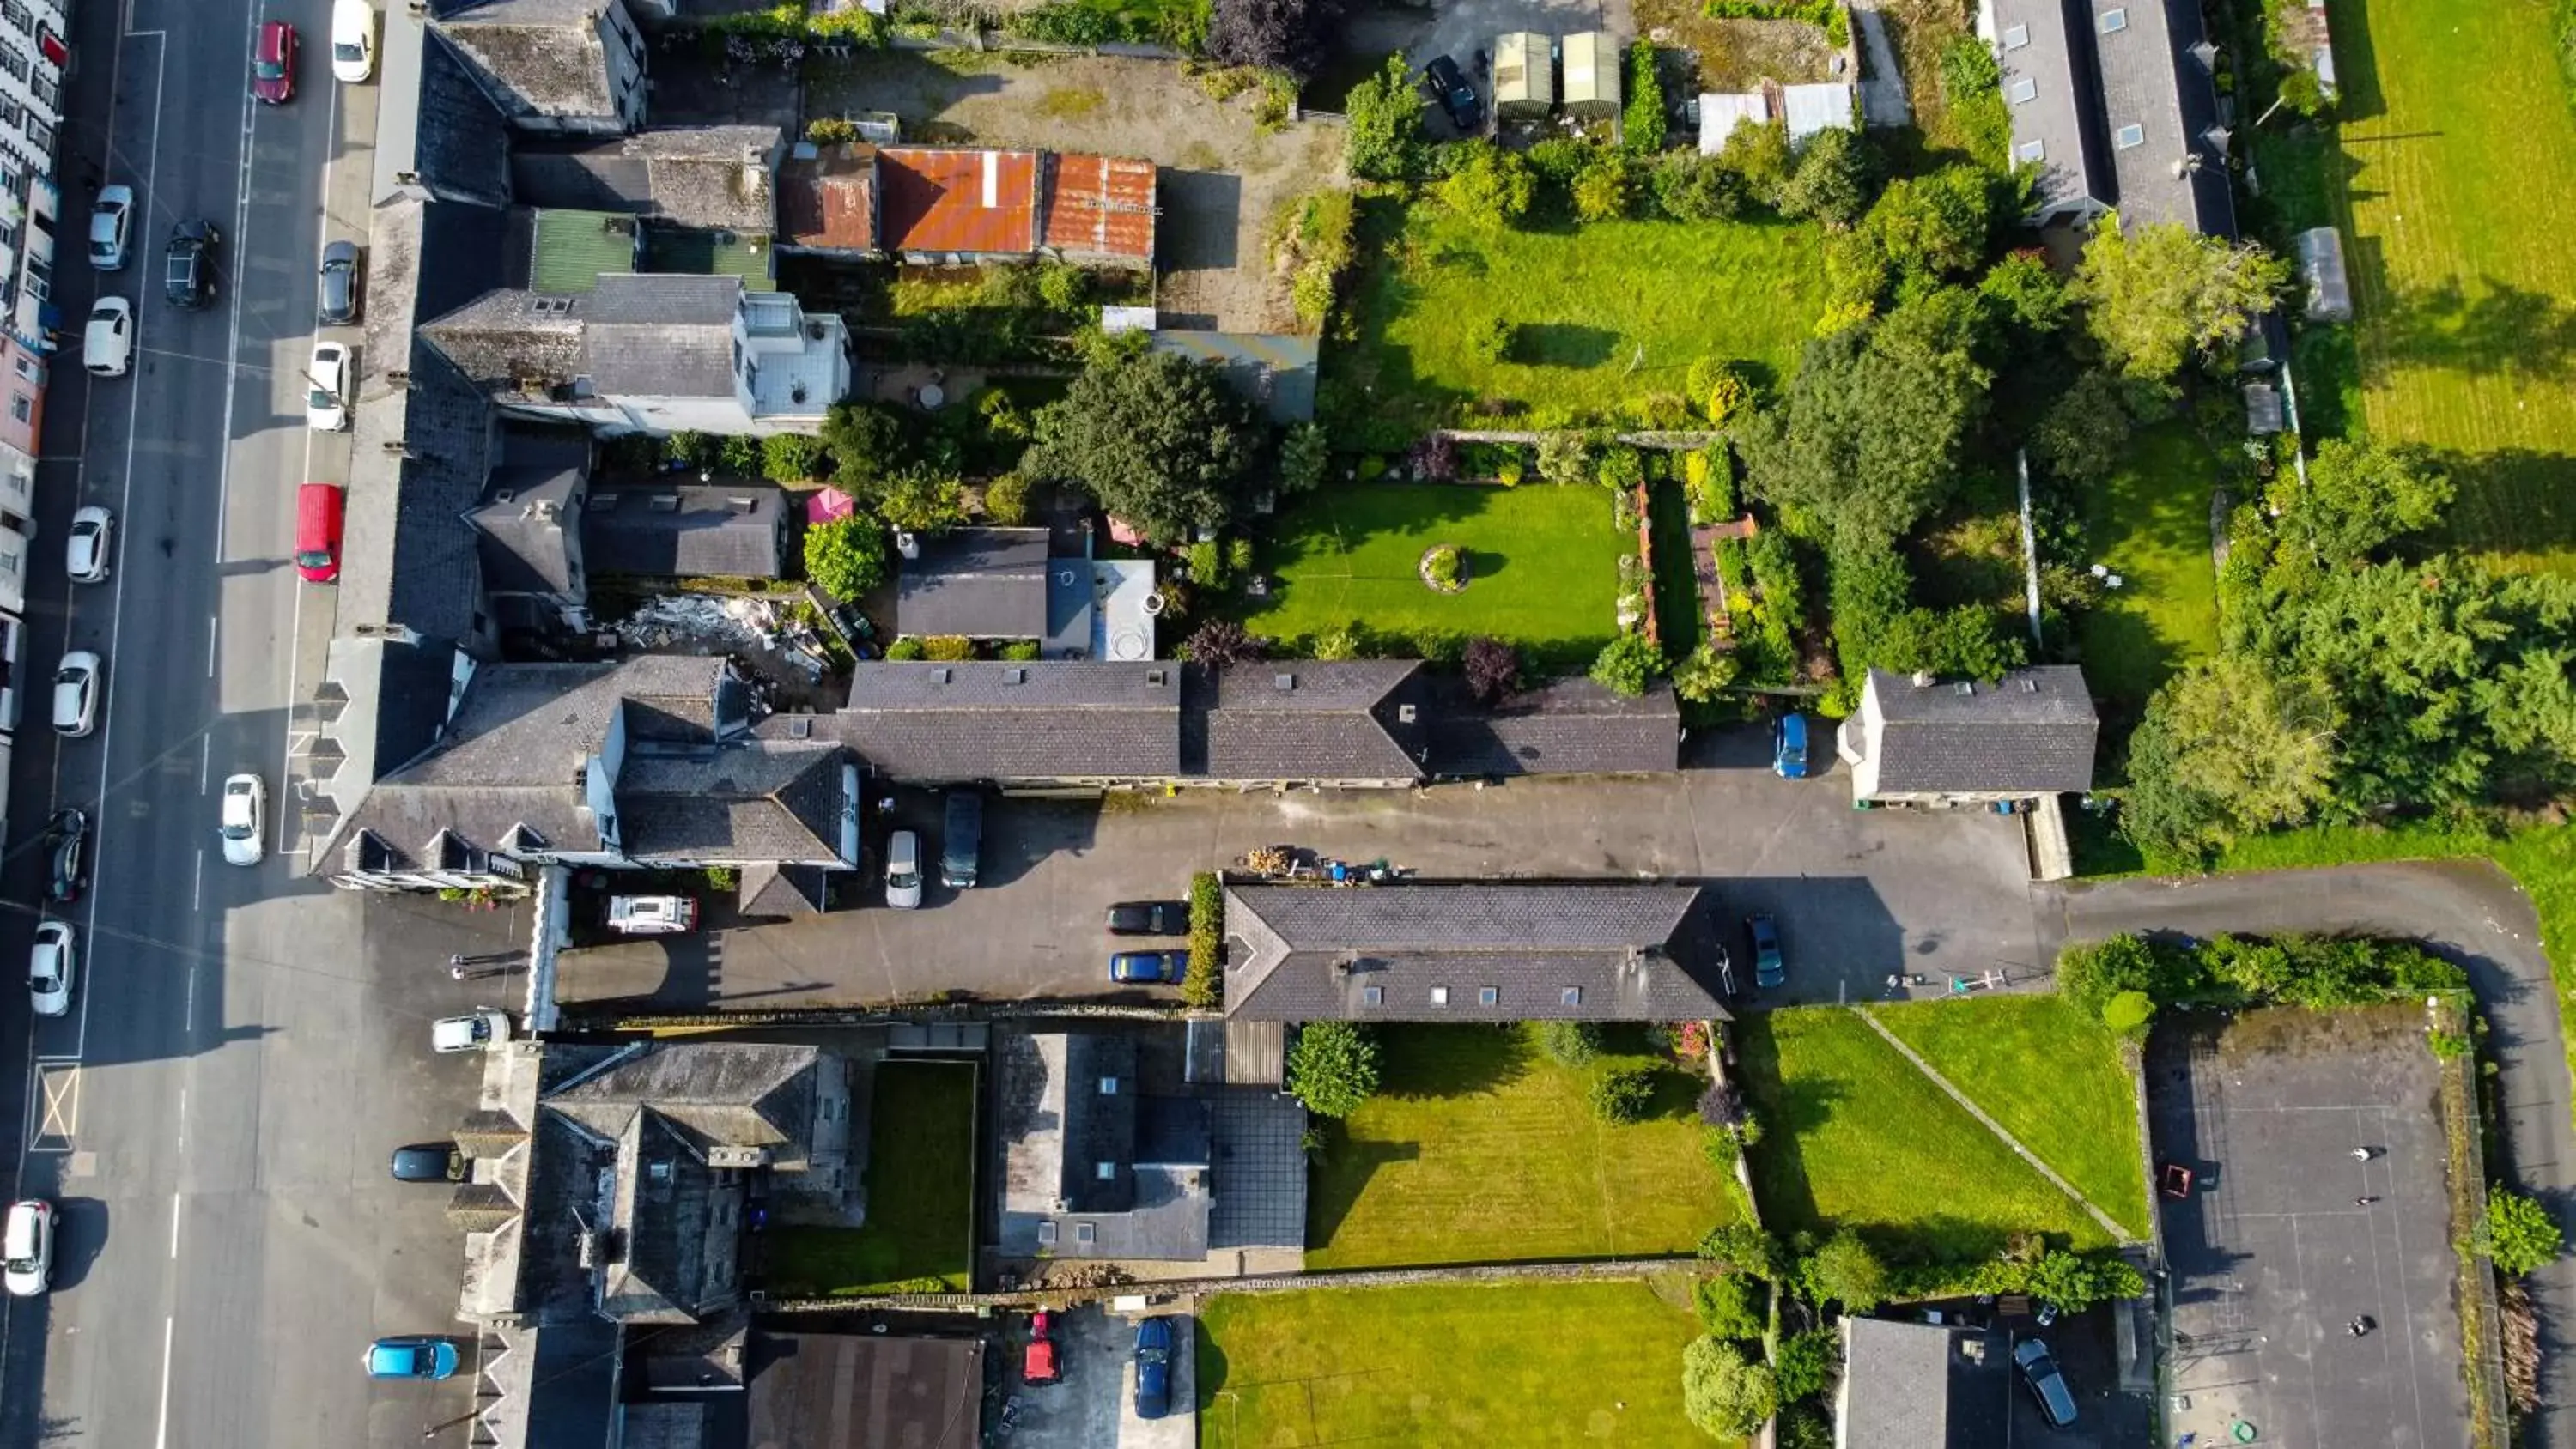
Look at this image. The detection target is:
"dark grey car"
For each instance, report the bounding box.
[318,239,362,325]
[165,220,217,310]
[390,1143,465,1183]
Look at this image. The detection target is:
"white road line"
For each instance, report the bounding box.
[175,1086,185,1151]
[183,957,195,1035]
[191,848,202,912]
[167,1190,179,1259]
[198,732,209,791]
[206,614,217,678]
[210,3,263,569]
[152,1313,174,1449]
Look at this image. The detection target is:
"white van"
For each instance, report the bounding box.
[607,895,699,935]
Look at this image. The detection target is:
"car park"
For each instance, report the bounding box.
[431,1009,510,1053]
[1132,1316,1173,1419]
[318,239,363,325]
[305,340,349,430]
[2013,1337,2078,1428]
[165,220,217,310]
[607,895,697,935]
[252,19,297,103]
[390,1143,465,1183]
[219,773,265,866]
[52,651,100,737]
[295,482,343,583]
[88,185,132,270]
[28,921,73,1018]
[1109,950,1188,984]
[331,0,377,83]
[3,1199,55,1297]
[1747,914,1784,989]
[82,297,133,378]
[64,506,112,584]
[364,1337,458,1380]
[1771,712,1812,779]
[45,809,86,904]
[939,791,983,889]
[1423,54,1481,131]
[1106,900,1187,935]
[884,828,923,909]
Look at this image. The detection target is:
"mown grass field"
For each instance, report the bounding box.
[2077,421,2224,707]
[1872,996,2151,1239]
[1245,483,1631,669]
[1305,1024,1735,1269]
[1737,1008,2113,1254]
[762,1060,975,1294]
[1198,1279,1718,1448]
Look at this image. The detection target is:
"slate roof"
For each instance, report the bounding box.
[2095,0,2236,234]
[586,273,742,397]
[995,1030,1212,1261]
[420,288,592,396]
[823,661,1183,780]
[510,126,781,233]
[548,1041,821,1161]
[1992,0,2113,215]
[617,743,847,861]
[470,460,584,595]
[436,0,627,124]
[1195,662,1431,781]
[1427,676,1680,777]
[1224,883,1728,1022]
[878,147,1039,255]
[894,527,1053,639]
[777,142,879,252]
[747,1334,981,1449]
[582,483,787,578]
[413,27,513,208]
[1839,1319,2012,1449]
[1860,666,2099,795]
[1040,154,1155,264]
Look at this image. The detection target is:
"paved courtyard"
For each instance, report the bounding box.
[2149,1008,2471,1449]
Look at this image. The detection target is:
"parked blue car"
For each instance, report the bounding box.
[365,1336,459,1380]
[1747,915,1784,990]
[1133,1317,1174,1419]
[1109,950,1188,985]
[1771,712,1812,779]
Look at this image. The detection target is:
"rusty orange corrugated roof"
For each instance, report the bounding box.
[779,143,878,251]
[880,147,1039,255]
[1041,154,1156,263]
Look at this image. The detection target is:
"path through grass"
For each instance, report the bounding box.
[763,1059,975,1294]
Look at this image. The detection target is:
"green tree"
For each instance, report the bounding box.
[875,469,968,533]
[1590,633,1665,696]
[1345,52,1425,182]
[1650,151,1747,221]
[761,433,829,482]
[2101,990,2157,1037]
[1621,41,1667,155]
[1696,1222,1786,1279]
[1434,142,1537,228]
[1773,1327,1841,1403]
[1571,151,1636,222]
[1682,1337,1777,1440]
[2056,933,2162,1022]
[1540,1019,1602,1066]
[1776,126,1875,230]
[2075,218,2292,382]
[2476,1188,2564,1276]
[1279,421,1331,494]
[1719,120,1795,207]
[1978,251,2072,334]
[1800,1228,1889,1312]
[1587,1066,1656,1124]
[1672,641,1742,704]
[1025,350,1261,543]
[1285,1021,1381,1118]
[1694,1273,1767,1339]
[2282,438,2454,563]
[2029,370,2138,486]
[2123,658,2341,861]
[801,516,890,600]
[1861,165,1992,280]
[820,400,911,485]
[2025,1250,2149,1311]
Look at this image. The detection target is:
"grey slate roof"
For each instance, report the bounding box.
[582,483,787,579]
[436,0,626,124]
[549,1041,820,1160]
[1992,0,2112,217]
[471,461,584,596]
[586,273,741,397]
[747,1335,982,1449]
[1839,1319,2012,1449]
[1224,883,1727,1022]
[617,743,847,862]
[895,527,1054,639]
[420,288,590,394]
[1861,666,2099,795]
[1195,662,1431,781]
[387,349,501,642]
[821,661,1183,781]
[2096,0,2237,235]
[1428,676,1680,777]
[510,127,781,233]
[415,28,514,208]
[995,1030,1212,1261]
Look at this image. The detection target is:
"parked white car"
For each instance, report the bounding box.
[27,920,73,1018]
[331,0,376,82]
[606,895,698,935]
[64,506,112,584]
[431,1009,510,1053]
[82,297,133,379]
[305,341,349,431]
[884,829,923,909]
[88,185,132,270]
[51,652,100,737]
[219,773,265,866]
[3,1199,54,1298]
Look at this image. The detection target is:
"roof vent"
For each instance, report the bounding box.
[1397,704,1417,724]
[1273,672,1296,691]
[729,495,758,514]
[2019,677,2038,692]
[1910,670,1935,688]
[1145,668,1168,687]
[492,489,517,505]
[785,716,811,738]
[1004,667,1027,684]
[932,667,952,684]
[1954,681,1976,695]
[648,1161,673,1183]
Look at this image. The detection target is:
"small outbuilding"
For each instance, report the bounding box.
[1561,32,1622,120]
[2298,225,2352,322]
[1492,32,1557,121]
[2244,381,2284,436]
[1698,92,1771,155]
[1782,82,1856,143]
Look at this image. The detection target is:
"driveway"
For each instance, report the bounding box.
[1007,1304,1194,1448]
[1338,0,1633,133]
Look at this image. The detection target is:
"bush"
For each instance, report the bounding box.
[1408,433,1459,482]
[1622,41,1667,155]
[1536,432,1595,485]
[1587,1066,1656,1124]
[1182,619,1266,667]
[1589,633,1664,696]
[1672,641,1741,704]
[2101,989,2157,1037]
[1463,636,1521,703]
[1773,1327,1840,1403]
[1286,1021,1381,1117]
[999,640,1042,661]
[802,517,890,600]
[983,471,1034,525]
[921,635,975,662]
[2477,1188,2564,1277]
[1424,543,1463,589]
[1311,624,1362,660]
[1799,1228,1889,1312]
[884,636,927,660]
[1539,1019,1602,1067]
[1346,52,1425,182]
[1183,870,1225,1008]
[1691,360,1752,427]
[1650,151,1748,221]
[1694,1272,1766,1340]
[1434,142,1536,228]
[1470,314,1516,363]
[1696,1222,1785,1280]
[762,433,829,482]
[1279,421,1331,494]
[1571,152,1636,221]
[1682,1337,1777,1440]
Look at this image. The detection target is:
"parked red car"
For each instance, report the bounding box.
[1023,1310,1060,1385]
[252,21,297,104]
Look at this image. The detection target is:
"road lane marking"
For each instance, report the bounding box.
[153,1313,173,1449]
[206,613,216,677]
[199,731,209,790]
[167,1191,179,1258]
[30,1062,79,1150]
[191,848,201,912]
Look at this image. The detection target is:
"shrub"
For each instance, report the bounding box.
[1311,624,1362,660]
[762,433,829,482]
[1571,151,1635,221]
[999,640,1042,661]
[1424,543,1463,589]
[1182,619,1266,667]
[1588,1065,1656,1124]
[1183,870,1225,1008]
[1672,641,1741,704]
[1650,151,1747,221]
[1590,633,1664,696]
[2101,989,2157,1037]
[1694,1272,1766,1340]
[2477,1189,2564,1277]
[1434,141,1536,227]
[665,430,714,468]
[1286,1021,1380,1117]
[1462,636,1521,703]
[1773,1328,1840,1404]
[921,634,975,662]
[983,471,1034,525]
[1539,1019,1602,1067]
[717,433,762,474]
[1682,1337,1777,1440]
[1279,421,1331,494]
[1799,1228,1889,1312]
[1346,52,1426,182]
[1184,538,1225,585]
[1536,432,1595,485]
[807,117,861,144]
[1408,433,1459,481]
[802,517,890,600]
[1693,361,1752,427]
[1470,315,1517,363]
[1621,41,1667,155]
[884,636,927,660]
[1697,1222,1784,1279]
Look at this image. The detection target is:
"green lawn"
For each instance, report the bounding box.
[1738,1008,2112,1255]
[1871,996,2150,1239]
[1246,483,1631,668]
[762,1060,975,1294]
[1307,1024,1734,1269]
[2075,421,2222,708]
[1322,198,1825,447]
[1198,1279,1717,1447]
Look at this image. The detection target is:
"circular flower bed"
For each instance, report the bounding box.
[1419,543,1469,594]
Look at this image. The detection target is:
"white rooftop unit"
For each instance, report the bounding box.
[1492,32,1556,119]
[1782,82,1856,143]
[1698,92,1771,155]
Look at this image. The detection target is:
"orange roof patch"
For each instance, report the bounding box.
[879,147,1039,255]
[779,144,878,252]
[1041,154,1156,263]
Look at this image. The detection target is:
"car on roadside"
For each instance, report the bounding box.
[331,0,377,83]
[390,1143,466,1183]
[305,340,349,430]
[45,809,87,905]
[3,1199,55,1297]
[884,828,923,909]
[252,19,297,103]
[1106,900,1187,936]
[82,296,133,378]
[28,921,73,1018]
[364,1336,459,1380]
[431,1009,510,1054]
[220,773,265,866]
[1747,913,1783,990]
[52,651,100,737]
[1109,950,1188,985]
[1771,712,1811,779]
[88,185,132,270]
[165,220,217,310]
[64,506,113,585]
[318,239,363,325]
[606,894,697,935]
[1423,54,1481,131]
[1023,1308,1060,1385]
[1132,1317,1173,1420]
[296,482,344,584]
[2013,1337,2078,1428]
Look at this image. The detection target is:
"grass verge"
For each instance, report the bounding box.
[1305,1024,1733,1269]
[762,1059,975,1294]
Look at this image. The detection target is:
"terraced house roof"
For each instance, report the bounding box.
[878,147,1039,254]
[1040,153,1156,264]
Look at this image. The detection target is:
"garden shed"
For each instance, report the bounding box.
[1698,92,1770,154]
[1782,82,1856,143]
[1560,32,1621,120]
[2297,226,2352,322]
[1492,32,1556,121]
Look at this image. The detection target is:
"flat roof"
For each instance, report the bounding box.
[747,1332,981,1449]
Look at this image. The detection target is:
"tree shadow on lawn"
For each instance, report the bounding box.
[1376,1022,1540,1100]
[1511,323,1622,370]
[1303,1124,1426,1254]
[1256,487,1542,578]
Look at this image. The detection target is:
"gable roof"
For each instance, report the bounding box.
[1040,154,1155,264]
[1839,1319,2012,1449]
[823,660,1182,781]
[1196,662,1431,781]
[878,147,1039,255]
[1992,0,2113,213]
[1428,676,1680,776]
[1862,666,2099,795]
[582,483,787,578]
[1224,883,1727,1022]
[895,527,1053,639]
[617,743,847,862]
[777,142,878,252]
[547,1041,820,1156]
[511,127,781,233]
[435,0,627,124]
[586,272,741,397]
[1991,0,2237,234]
[471,461,584,596]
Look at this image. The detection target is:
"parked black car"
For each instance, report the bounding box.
[1106,900,1188,935]
[939,791,983,889]
[2013,1337,2078,1428]
[165,220,218,310]
[318,239,362,326]
[390,1143,466,1183]
[45,809,87,905]
[1423,54,1481,131]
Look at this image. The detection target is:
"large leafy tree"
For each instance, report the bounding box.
[1285,1022,1380,1118]
[2123,658,2341,863]
[1682,1337,1778,1439]
[2075,218,2291,382]
[1434,142,1537,228]
[1205,0,1340,76]
[1861,164,1993,280]
[1775,126,1876,230]
[1025,350,1261,544]
[2280,438,2454,564]
[802,517,890,601]
[1345,52,1425,183]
